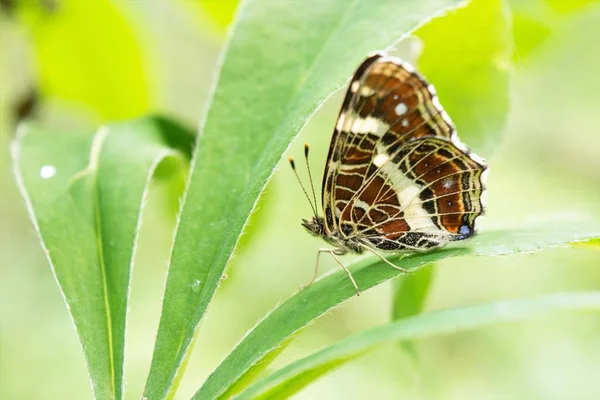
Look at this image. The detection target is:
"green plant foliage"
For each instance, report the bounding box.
[9,0,600,399]
[17,0,150,120]
[195,222,600,399]
[11,117,193,399]
[235,292,600,399]
[511,12,553,59]
[196,0,240,32]
[545,0,599,15]
[416,0,511,154]
[507,0,598,62]
[143,1,470,398]
[392,266,435,321]
[391,265,435,359]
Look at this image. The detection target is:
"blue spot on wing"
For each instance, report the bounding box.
[452,224,473,241]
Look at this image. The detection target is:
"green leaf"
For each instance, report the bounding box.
[510,11,553,59]
[391,265,435,359]
[507,0,600,63]
[416,0,512,154]
[143,0,469,398]
[575,238,600,249]
[17,0,150,120]
[392,266,435,321]
[197,0,240,32]
[545,0,599,15]
[196,222,600,399]
[235,292,600,399]
[11,116,193,399]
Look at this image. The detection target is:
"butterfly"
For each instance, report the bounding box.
[290,52,488,295]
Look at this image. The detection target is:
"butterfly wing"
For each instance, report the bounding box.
[322,53,487,251]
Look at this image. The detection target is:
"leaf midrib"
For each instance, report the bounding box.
[89,129,117,398]
[94,176,116,398]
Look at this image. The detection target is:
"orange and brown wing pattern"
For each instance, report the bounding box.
[347,138,486,251]
[322,53,487,251]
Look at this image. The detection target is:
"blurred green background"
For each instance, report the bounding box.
[2,1,600,399]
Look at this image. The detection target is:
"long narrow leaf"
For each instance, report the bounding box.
[196,223,600,399]
[235,292,600,399]
[12,117,193,399]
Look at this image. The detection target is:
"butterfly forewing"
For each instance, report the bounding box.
[322,53,487,252]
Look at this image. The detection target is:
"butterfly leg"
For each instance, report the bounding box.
[302,248,329,290]
[363,246,408,273]
[329,251,361,296]
[302,249,361,296]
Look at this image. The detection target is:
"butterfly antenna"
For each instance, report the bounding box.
[304,143,319,215]
[289,156,318,217]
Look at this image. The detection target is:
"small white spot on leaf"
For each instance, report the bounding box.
[191,279,202,293]
[40,165,56,179]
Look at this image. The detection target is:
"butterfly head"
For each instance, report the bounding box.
[301,216,325,237]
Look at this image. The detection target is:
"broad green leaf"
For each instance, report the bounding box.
[235,292,600,399]
[197,0,240,32]
[12,117,193,399]
[545,0,599,15]
[196,222,600,399]
[143,0,469,398]
[507,0,600,64]
[17,0,150,120]
[511,11,553,59]
[416,0,512,154]
[391,265,435,359]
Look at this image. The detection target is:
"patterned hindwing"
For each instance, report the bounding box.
[345,137,487,251]
[322,53,487,251]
